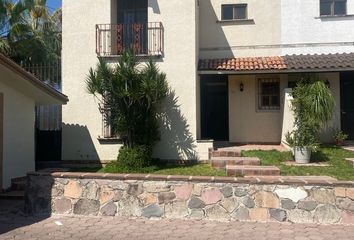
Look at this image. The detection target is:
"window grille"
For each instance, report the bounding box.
[99,103,118,139]
[258,78,280,111]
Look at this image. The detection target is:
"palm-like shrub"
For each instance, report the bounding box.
[287,78,335,150]
[86,51,169,154]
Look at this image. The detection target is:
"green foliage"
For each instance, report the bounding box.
[116,146,155,170]
[0,0,61,62]
[285,126,319,150]
[333,129,349,142]
[86,50,169,169]
[95,162,227,176]
[86,50,169,151]
[287,78,335,149]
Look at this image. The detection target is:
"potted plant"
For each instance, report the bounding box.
[286,124,319,164]
[333,129,348,146]
[286,77,335,163]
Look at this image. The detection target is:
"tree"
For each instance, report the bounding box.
[86,50,169,151]
[0,0,61,63]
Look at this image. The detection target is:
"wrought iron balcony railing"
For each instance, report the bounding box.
[96,22,164,57]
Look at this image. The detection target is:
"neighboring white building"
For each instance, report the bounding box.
[0,55,68,190]
[62,0,354,162]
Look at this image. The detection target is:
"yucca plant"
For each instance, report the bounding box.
[86,50,169,151]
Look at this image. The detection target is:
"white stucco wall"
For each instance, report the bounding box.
[199,0,282,58]
[62,0,121,161]
[228,74,287,143]
[149,0,211,160]
[199,0,354,57]
[62,0,212,161]
[0,80,35,189]
[228,73,341,144]
[281,88,294,146]
[281,0,354,55]
[62,0,349,161]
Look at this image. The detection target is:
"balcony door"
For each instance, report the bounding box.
[117,0,148,54]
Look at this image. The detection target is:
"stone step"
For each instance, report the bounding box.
[11,177,27,191]
[11,181,26,191]
[0,191,25,200]
[210,150,241,158]
[226,165,280,177]
[211,157,260,169]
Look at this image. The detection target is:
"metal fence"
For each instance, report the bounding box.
[21,60,62,131]
[96,22,164,57]
[21,60,61,85]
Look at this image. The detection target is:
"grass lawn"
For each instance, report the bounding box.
[74,163,227,177]
[73,146,354,180]
[242,146,354,180]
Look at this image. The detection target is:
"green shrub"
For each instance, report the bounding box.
[117,146,155,170]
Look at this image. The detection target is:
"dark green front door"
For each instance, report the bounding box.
[200,75,229,141]
[340,71,354,140]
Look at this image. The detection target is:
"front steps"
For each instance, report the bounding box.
[210,148,280,177]
[0,177,26,200]
[211,157,261,169]
[226,165,281,177]
[210,149,241,158]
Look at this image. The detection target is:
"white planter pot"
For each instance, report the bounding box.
[294,147,311,164]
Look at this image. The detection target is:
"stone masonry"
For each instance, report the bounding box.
[25,172,354,225]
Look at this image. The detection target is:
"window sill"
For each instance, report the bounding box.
[216,19,255,24]
[197,139,214,143]
[256,109,281,113]
[97,53,163,59]
[316,14,354,19]
[97,137,122,144]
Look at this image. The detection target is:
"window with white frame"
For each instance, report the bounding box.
[320,0,347,16]
[258,77,280,111]
[221,4,248,20]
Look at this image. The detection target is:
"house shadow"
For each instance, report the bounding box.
[148,0,160,14]
[155,90,198,162]
[0,175,54,234]
[61,124,100,161]
[311,149,330,163]
[0,124,101,234]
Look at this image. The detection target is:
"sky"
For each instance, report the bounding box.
[47,0,62,11]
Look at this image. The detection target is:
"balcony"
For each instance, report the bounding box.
[96,22,164,57]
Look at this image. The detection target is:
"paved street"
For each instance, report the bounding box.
[1,200,354,240]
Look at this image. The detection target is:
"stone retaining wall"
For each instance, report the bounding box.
[25,172,354,225]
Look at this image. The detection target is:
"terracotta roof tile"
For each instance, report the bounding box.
[198,53,354,72]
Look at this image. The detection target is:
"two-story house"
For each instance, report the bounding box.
[61,0,354,162]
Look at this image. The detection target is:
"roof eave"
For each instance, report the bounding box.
[0,54,68,104]
[198,67,354,75]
